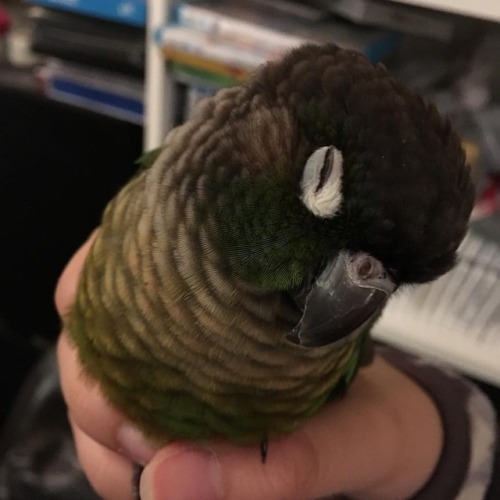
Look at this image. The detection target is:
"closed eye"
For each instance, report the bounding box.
[300,146,343,218]
[315,147,334,193]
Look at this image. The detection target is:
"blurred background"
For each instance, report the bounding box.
[0,0,499,498]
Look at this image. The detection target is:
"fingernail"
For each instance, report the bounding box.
[140,446,224,500]
[117,424,157,465]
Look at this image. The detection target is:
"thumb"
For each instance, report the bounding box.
[139,435,323,500]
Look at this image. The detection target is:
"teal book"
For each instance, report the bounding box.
[29,0,146,27]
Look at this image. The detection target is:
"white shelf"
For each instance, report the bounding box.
[144,0,173,149]
[388,0,500,23]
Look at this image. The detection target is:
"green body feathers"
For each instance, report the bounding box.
[69,157,362,443]
[68,44,473,445]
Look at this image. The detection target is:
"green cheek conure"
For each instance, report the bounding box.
[68,43,475,446]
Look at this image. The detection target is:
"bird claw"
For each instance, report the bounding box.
[132,463,144,500]
[260,436,269,464]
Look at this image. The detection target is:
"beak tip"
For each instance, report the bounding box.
[285,252,396,349]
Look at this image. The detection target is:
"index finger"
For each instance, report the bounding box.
[55,230,156,460]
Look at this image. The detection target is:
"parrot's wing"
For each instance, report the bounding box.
[135,146,165,171]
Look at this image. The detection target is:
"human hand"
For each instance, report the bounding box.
[56,233,443,500]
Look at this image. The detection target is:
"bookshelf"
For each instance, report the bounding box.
[144,0,500,148]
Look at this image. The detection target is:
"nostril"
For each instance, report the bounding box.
[353,255,386,281]
[357,258,375,279]
[347,252,396,294]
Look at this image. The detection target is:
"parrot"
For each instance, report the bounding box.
[67,43,474,456]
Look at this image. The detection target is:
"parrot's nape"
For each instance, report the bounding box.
[67,43,474,472]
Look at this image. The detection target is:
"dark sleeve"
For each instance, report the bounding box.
[378,346,499,500]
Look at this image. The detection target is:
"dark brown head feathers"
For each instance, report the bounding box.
[246,43,475,283]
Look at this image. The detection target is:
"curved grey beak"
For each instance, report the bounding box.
[287,251,396,347]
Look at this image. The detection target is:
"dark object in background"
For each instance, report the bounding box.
[30,7,145,77]
[0,80,142,425]
[0,349,99,500]
[0,72,142,497]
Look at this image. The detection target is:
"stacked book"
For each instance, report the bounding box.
[29,0,146,124]
[373,213,500,386]
[158,0,400,119]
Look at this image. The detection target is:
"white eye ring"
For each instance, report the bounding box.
[300,146,344,218]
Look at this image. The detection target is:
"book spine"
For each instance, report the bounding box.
[164,46,253,82]
[31,37,144,77]
[172,3,305,51]
[49,78,143,124]
[38,61,143,124]
[160,26,279,77]
[170,61,241,89]
[47,60,144,96]
[29,0,146,27]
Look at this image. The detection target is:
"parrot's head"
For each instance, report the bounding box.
[203,43,475,347]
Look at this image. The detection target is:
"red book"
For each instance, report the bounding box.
[0,6,11,36]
